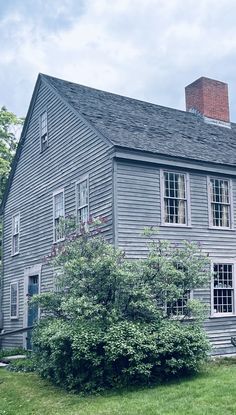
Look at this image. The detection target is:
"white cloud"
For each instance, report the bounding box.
[1,0,236,120]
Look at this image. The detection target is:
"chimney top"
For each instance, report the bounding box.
[185,76,230,127]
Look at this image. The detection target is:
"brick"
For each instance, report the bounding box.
[185,77,230,123]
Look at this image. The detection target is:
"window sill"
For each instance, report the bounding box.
[53,238,65,245]
[160,223,192,228]
[208,226,234,231]
[209,314,236,319]
[40,146,49,154]
[11,252,20,257]
[170,315,194,321]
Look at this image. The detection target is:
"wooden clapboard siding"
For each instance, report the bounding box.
[115,158,236,354]
[1,79,113,348]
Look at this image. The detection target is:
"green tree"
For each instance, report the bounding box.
[0,106,23,203]
[0,106,23,261]
[32,222,211,392]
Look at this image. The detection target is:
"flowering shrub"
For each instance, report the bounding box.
[32,222,211,392]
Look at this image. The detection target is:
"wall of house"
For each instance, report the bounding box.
[115,158,236,355]
[1,79,113,348]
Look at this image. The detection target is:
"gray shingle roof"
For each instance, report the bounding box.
[43,74,236,166]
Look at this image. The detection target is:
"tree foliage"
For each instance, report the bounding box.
[0,106,23,261]
[0,106,23,203]
[32,223,211,392]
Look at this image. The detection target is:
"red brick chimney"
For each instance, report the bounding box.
[185,77,230,125]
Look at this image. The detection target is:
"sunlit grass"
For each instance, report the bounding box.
[1,362,236,415]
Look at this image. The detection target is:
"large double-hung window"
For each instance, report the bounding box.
[209,178,232,228]
[161,171,189,225]
[212,262,235,315]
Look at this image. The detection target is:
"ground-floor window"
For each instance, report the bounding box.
[10,282,19,319]
[167,290,190,317]
[213,263,234,314]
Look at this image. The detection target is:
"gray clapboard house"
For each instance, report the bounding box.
[1,74,236,354]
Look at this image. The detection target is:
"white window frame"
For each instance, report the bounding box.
[11,212,20,256]
[40,110,48,152]
[53,188,65,243]
[10,282,19,320]
[207,176,234,230]
[166,290,193,319]
[160,169,191,227]
[75,174,89,228]
[211,258,236,317]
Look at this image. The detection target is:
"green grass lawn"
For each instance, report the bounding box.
[1,362,236,415]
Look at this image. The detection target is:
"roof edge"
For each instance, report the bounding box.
[113,144,236,169]
[41,74,114,148]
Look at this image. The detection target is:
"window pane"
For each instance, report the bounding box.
[13,235,19,254]
[78,180,88,207]
[41,112,47,136]
[55,217,64,241]
[54,193,64,218]
[164,199,186,224]
[79,206,88,224]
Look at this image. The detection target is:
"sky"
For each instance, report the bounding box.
[1,0,236,120]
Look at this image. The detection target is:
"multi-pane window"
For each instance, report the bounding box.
[40,111,48,151]
[10,282,19,319]
[163,171,188,225]
[76,178,89,227]
[53,190,65,242]
[12,213,20,255]
[209,178,231,228]
[213,263,234,314]
[167,291,190,317]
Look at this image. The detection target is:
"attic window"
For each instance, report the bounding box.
[40,111,48,151]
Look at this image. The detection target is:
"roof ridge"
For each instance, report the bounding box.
[41,73,236,126]
[40,73,195,118]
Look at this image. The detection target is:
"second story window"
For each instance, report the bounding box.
[40,111,48,151]
[12,213,20,255]
[209,178,231,228]
[162,171,188,225]
[76,177,89,227]
[53,190,65,242]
